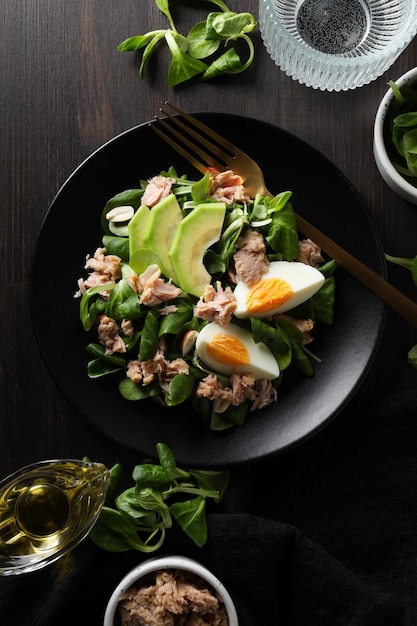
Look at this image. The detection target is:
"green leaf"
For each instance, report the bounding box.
[165,373,195,406]
[202,40,254,80]
[317,259,338,278]
[191,172,212,202]
[412,256,417,287]
[385,254,417,287]
[102,235,129,262]
[386,82,417,179]
[134,487,172,527]
[159,299,194,336]
[165,31,207,87]
[290,340,315,376]
[106,463,123,503]
[156,442,177,475]
[155,0,176,30]
[86,444,228,553]
[139,32,167,78]
[207,407,236,430]
[116,487,159,524]
[87,359,123,378]
[385,253,415,271]
[80,283,115,331]
[312,276,336,325]
[206,12,256,40]
[117,32,162,52]
[86,343,127,368]
[212,208,246,268]
[189,468,230,501]
[118,377,161,401]
[388,80,405,105]
[170,496,208,547]
[407,344,417,370]
[205,0,230,10]
[117,4,256,86]
[90,507,164,552]
[187,21,220,60]
[393,112,417,128]
[105,278,141,321]
[216,401,248,428]
[264,203,299,259]
[132,463,170,487]
[251,317,292,370]
[139,310,160,361]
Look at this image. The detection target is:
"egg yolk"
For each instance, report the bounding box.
[206,334,250,366]
[245,278,293,313]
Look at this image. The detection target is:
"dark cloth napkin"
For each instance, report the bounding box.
[1,389,417,625]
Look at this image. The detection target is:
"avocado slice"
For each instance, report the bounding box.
[169,202,226,298]
[142,194,183,282]
[128,204,151,261]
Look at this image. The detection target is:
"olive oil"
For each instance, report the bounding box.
[0,459,109,575]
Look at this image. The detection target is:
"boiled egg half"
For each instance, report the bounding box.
[195,322,280,380]
[234,260,325,319]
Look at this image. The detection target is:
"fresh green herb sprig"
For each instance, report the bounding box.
[385,252,417,369]
[118,0,257,87]
[386,80,417,181]
[89,442,230,552]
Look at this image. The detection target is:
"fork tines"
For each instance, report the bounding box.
[151,102,236,175]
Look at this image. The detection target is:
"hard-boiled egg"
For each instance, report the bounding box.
[195,322,280,380]
[234,261,325,319]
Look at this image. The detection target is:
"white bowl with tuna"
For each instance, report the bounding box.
[103,555,239,626]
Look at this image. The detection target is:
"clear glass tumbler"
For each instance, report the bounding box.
[259,0,417,91]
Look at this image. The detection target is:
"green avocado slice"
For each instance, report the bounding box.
[169,202,226,298]
[142,194,183,282]
[128,204,151,262]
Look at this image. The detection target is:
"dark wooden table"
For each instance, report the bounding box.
[2,1,417,623]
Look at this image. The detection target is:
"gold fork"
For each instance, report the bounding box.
[151,102,417,329]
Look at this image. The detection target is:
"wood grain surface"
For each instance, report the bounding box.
[1,0,417,480]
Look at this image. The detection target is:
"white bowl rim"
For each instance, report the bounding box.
[373,66,417,202]
[103,555,239,626]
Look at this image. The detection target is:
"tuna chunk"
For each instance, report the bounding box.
[128,264,182,306]
[194,282,237,327]
[298,238,324,267]
[118,569,228,626]
[75,247,121,296]
[233,229,268,287]
[208,169,252,205]
[97,315,126,355]
[126,340,189,392]
[197,371,277,413]
[141,176,176,207]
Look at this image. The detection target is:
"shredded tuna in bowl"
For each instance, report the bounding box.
[103,555,239,626]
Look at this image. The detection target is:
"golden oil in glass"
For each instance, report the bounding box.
[0,459,109,575]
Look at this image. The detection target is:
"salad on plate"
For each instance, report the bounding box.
[75,167,336,430]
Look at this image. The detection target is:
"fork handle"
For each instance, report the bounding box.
[295,213,417,329]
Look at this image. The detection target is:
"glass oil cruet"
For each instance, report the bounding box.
[0,459,110,575]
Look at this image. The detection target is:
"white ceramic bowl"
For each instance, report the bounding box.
[373,67,417,204]
[103,555,239,626]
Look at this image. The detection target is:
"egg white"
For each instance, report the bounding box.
[195,322,280,380]
[234,260,325,319]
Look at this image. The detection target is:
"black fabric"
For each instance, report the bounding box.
[1,390,417,625]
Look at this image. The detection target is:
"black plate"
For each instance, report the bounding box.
[30,114,385,467]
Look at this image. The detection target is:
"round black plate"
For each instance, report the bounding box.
[30,114,385,467]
